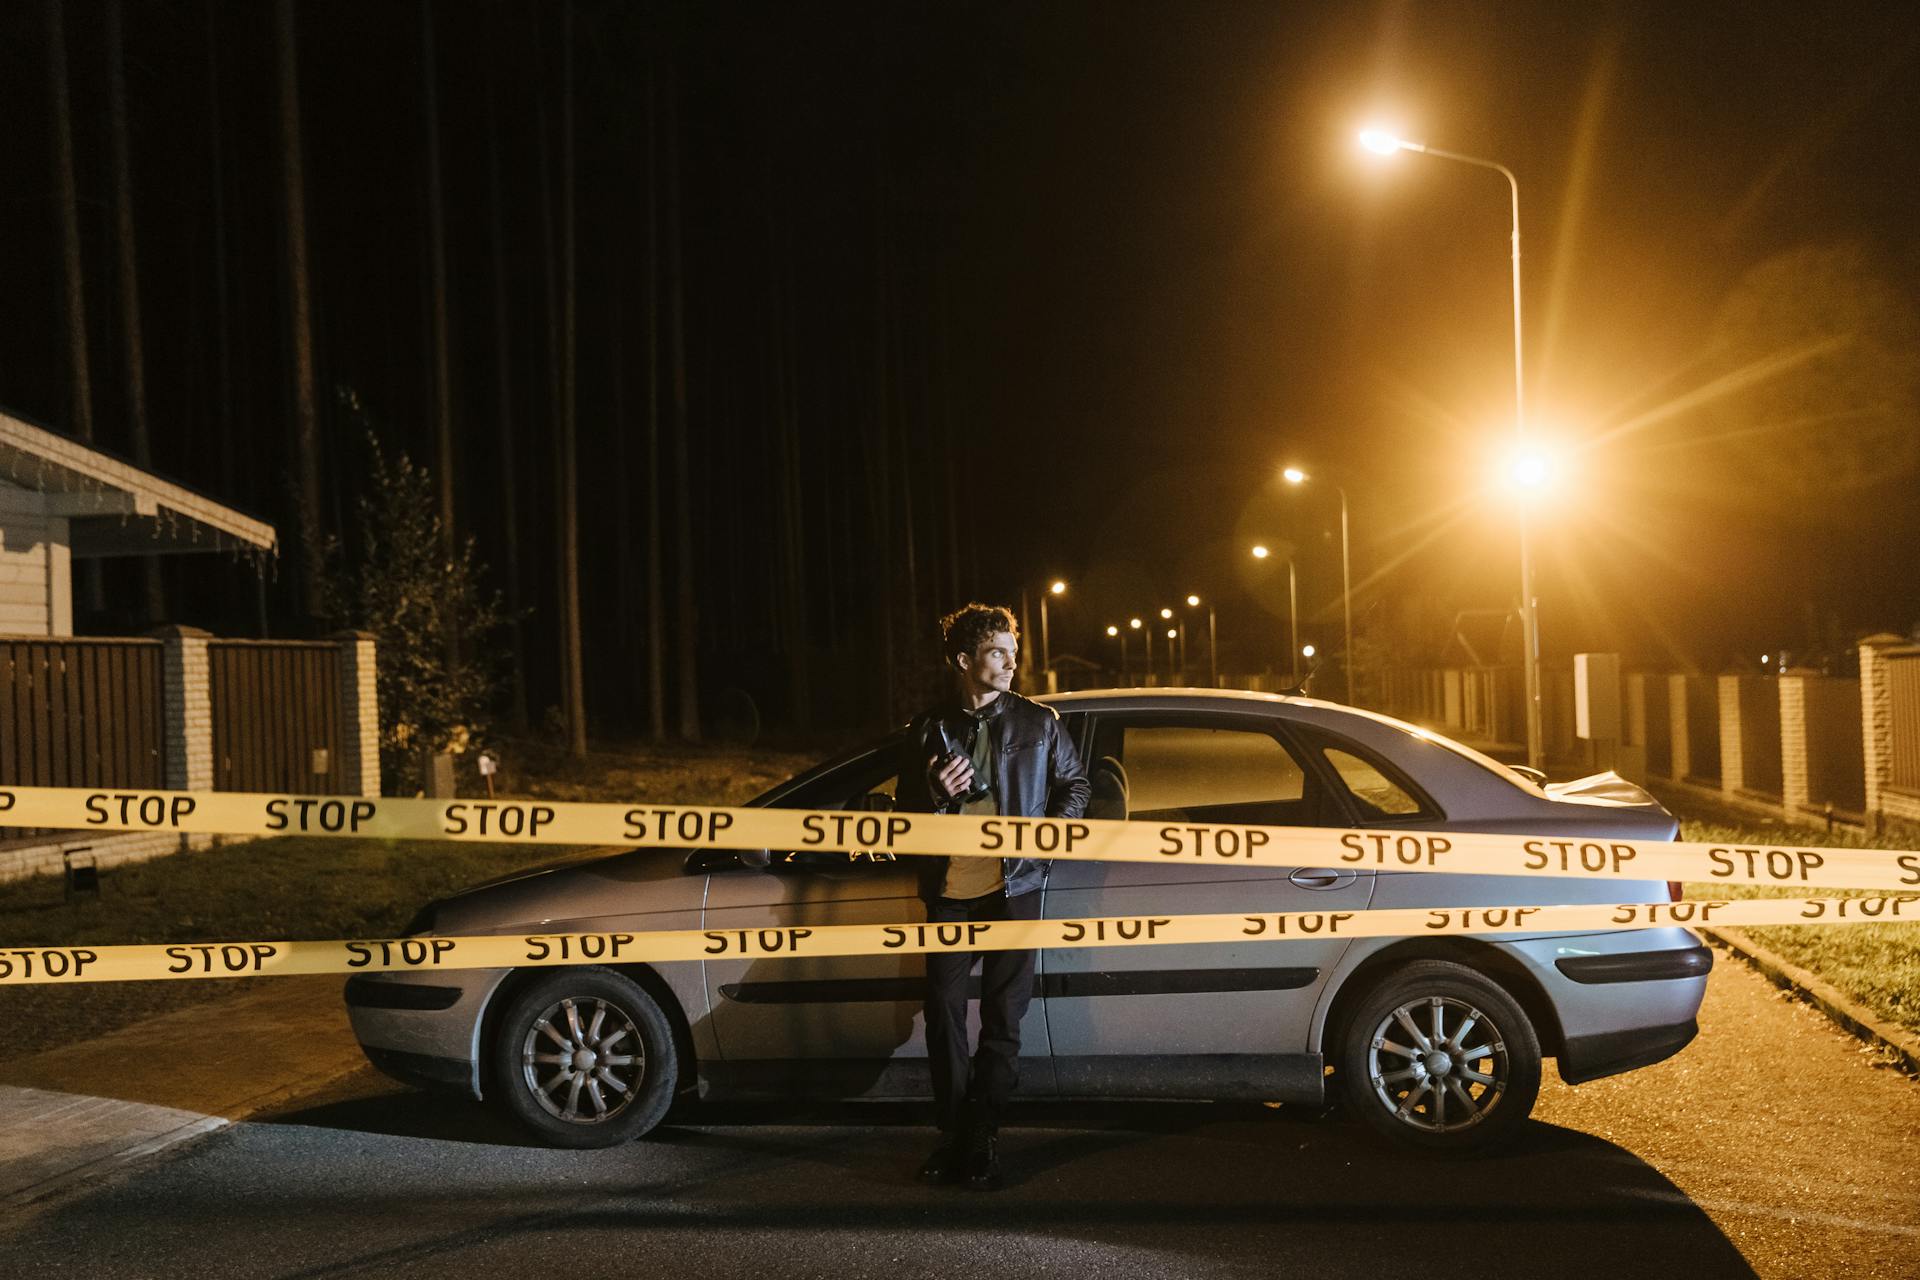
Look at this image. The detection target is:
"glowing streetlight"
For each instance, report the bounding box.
[1283,465,1355,704]
[1302,643,1317,659]
[1358,123,1544,770]
[1358,127,1416,156]
[1185,594,1218,687]
[1040,579,1067,693]
[1130,616,1153,685]
[1106,624,1127,683]
[1251,544,1301,686]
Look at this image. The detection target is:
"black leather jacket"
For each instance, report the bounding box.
[896,691,1091,900]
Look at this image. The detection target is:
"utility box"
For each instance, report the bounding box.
[1574,653,1621,741]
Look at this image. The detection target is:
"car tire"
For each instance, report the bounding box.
[1333,959,1540,1153]
[489,968,679,1149]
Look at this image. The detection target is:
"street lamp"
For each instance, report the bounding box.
[1158,607,1181,683]
[1359,125,1543,770]
[1040,579,1067,693]
[1186,593,1218,688]
[1283,466,1354,705]
[1250,544,1301,687]
[1106,623,1128,683]
[1130,616,1152,687]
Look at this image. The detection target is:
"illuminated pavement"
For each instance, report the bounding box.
[0,957,1914,1279]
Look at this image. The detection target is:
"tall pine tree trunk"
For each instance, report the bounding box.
[47,0,92,447]
[665,59,700,741]
[106,0,164,622]
[273,0,324,619]
[644,59,668,743]
[556,3,586,756]
[48,0,106,615]
[421,0,454,558]
[484,48,527,730]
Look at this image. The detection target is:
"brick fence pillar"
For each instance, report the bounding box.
[1778,668,1815,817]
[1667,674,1691,781]
[1859,633,1912,833]
[1718,674,1745,795]
[335,631,381,797]
[152,624,214,851]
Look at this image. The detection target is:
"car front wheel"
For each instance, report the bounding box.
[489,968,679,1148]
[1334,959,1540,1153]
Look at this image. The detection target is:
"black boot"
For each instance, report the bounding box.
[918,1137,965,1185]
[964,1129,1002,1191]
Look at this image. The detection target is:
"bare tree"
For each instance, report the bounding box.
[644,58,668,742]
[556,2,586,756]
[421,0,455,558]
[665,58,700,741]
[483,33,527,729]
[105,0,163,621]
[46,0,92,447]
[273,0,324,618]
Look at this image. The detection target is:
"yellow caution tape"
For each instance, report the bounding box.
[4,784,1918,892]
[2,895,1916,985]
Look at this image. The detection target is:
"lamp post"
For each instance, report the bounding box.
[1158,607,1181,683]
[1250,545,1300,687]
[1040,579,1066,693]
[1359,127,1543,770]
[1282,467,1354,704]
[1106,624,1127,683]
[1187,594,1217,687]
[1130,616,1150,686]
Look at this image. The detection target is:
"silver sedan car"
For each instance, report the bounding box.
[345,690,1710,1153]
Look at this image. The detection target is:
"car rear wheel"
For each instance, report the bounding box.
[1334,959,1540,1153]
[489,968,678,1148]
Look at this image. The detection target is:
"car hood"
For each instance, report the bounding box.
[423,847,703,934]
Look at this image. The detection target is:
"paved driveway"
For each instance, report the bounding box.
[0,955,1915,1279]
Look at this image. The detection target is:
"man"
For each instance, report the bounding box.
[896,602,1090,1190]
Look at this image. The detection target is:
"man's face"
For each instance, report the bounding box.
[958,631,1018,698]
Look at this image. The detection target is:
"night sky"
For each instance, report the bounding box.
[2,0,1916,732]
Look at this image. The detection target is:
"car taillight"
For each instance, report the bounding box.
[1667,880,1683,902]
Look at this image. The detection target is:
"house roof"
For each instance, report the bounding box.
[0,409,275,557]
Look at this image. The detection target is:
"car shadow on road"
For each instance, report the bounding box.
[266,1086,1755,1277]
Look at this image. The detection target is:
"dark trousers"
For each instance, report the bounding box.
[923,889,1041,1137]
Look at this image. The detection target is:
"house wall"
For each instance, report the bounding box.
[0,481,69,637]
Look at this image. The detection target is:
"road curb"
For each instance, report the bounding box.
[1705,926,1920,1078]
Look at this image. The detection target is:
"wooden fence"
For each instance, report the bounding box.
[0,637,166,789]
[208,640,344,794]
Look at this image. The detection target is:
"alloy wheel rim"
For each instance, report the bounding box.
[1364,994,1508,1133]
[521,996,645,1124]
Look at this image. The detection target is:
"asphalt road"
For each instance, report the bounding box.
[1,955,1915,1280]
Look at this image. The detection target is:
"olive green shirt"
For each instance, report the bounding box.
[940,702,1004,899]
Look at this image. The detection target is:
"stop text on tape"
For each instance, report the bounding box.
[2,894,1916,986]
[3,784,1919,892]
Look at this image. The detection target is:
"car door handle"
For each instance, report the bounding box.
[1289,868,1357,890]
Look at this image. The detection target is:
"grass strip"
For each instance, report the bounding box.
[1680,817,1920,1040]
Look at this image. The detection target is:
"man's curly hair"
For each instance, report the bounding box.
[939,602,1019,669]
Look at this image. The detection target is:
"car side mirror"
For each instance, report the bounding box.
[854,790,895,812]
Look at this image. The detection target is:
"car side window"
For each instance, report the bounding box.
[1292,727,1437,822]
[1086,717,1333,827]
[763,746,901,874]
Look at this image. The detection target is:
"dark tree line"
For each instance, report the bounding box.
[1,1,1004,747]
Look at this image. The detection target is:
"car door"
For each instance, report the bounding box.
[1042,710,1375,1102]
[700,738,1054,1101]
